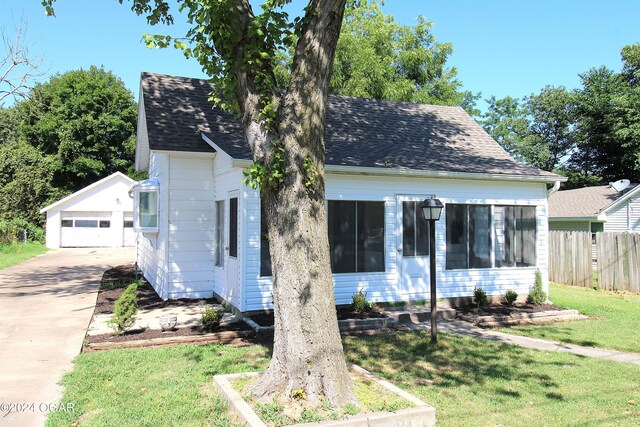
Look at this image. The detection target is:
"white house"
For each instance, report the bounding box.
[549,182,640,234]
[132,72,566,312]
[40,172,136,248]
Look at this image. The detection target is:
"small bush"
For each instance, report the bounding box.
[505,290,518,306]
[473,287,488,308]
[0,218,44,245]
[351,289,371,313]
[527,270,547,305]
[202,307,224,332]
[107,282,139,335]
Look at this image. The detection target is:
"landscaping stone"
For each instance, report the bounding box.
[213,365,436,427]
[460,308,588,327]
[244,313,398,335]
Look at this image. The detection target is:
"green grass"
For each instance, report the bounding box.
[47,332,640,427]
[0,242,48,269]
[497,282,640,353]
[234,374,411,425]
[46,345,270,427]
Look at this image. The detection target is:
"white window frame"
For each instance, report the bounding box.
[133,179,159,233]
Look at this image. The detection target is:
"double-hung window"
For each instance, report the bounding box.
[446,204,536,269]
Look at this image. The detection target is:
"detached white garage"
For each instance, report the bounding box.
[40,172,137,248]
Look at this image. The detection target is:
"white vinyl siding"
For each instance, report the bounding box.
[166,156,216,299]
[242,173,549,311]
[604,198,640,232]
[136,152,169,298]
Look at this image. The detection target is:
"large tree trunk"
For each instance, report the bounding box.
[249,0,355,405]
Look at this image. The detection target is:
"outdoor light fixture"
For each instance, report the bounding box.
[420,196,443,343]
[420,197,444,221]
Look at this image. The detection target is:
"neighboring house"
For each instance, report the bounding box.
[132,72,565,311]
[548,183,640,234]
[40,172,136,249]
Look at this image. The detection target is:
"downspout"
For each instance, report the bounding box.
[547,180,561,197]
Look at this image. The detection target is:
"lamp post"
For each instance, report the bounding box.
[420,196,444,343]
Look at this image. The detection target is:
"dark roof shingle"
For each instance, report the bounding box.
[141,72,559,178]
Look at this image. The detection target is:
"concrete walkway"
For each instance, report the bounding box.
[403,319,640,365]
[0,247,134,427]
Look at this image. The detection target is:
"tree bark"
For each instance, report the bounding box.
[248,0,355,405]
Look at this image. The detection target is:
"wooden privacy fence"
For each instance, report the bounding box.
[596,232,640,292]
[549,231,593,288]
[549,231,640,291]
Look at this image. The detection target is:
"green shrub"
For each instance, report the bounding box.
[351,289,371,313]
[527,270,547,305]
[0,218,44,244]
[107,282,139,335]
[505,290,518,306]
[202,307,224,332]
[473,287,488,308]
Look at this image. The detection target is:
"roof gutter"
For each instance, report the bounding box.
[232,159,566,184]
[547,180,561,197]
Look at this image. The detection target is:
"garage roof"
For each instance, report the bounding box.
[40,172,135,214]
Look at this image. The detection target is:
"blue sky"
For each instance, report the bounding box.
[2,0,639,112]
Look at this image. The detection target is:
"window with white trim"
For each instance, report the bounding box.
[446,204,536,269]
[328,201,385,273]
[133,179,159,233]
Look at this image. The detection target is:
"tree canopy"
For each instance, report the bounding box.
[273,0,479,114]
[0,66,138,236]
[17,66,138,192]
[482,43,640,188]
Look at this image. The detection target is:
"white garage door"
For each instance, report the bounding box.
[60,212,112,247]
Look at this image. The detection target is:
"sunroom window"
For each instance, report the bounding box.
[446,204,536,269]
[133,179,159,233]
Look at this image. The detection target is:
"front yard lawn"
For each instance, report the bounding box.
[0,242,48,269]
[47,331,640,427]
[498,283,640,353]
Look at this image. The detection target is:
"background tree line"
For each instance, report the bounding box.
[2,1,637,244]
[0,66,138,242]
[481,44,640,189]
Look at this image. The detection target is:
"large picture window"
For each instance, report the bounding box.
[328,201,385,273]
[259,201,385,276]
[446,204,536,269]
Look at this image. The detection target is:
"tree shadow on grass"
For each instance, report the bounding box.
[343,330,561,392]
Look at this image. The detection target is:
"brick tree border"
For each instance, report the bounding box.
[213,365,436,427]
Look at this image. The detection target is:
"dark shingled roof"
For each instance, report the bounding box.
[141,72,559,178]
[549,184,639,218]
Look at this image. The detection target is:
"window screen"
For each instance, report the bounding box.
[402,201,429,257]
[446,204,536,269]
[328,201,384,273]
[446,204,468,269]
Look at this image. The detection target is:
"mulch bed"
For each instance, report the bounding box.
[458,303,566,317]
[96,264,218,315]
[88,264,251,350]
[86,322,251,345]
[248,306,388,327]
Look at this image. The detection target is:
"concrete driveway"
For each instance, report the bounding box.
[0,247,134,427]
